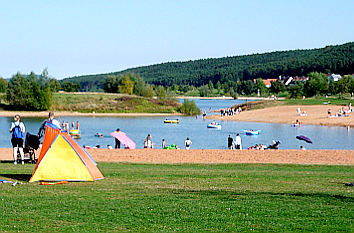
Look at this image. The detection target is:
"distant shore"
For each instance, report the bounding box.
[208,105,354,127]
[0,111,182,118]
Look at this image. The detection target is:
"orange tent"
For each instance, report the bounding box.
[29,123,104,182]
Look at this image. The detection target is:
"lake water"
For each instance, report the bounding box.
[1,98,353,150]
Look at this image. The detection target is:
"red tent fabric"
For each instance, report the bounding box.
[110,131,136,149]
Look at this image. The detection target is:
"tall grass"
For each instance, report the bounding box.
[51,93,181,113]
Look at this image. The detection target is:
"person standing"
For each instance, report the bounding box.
[185,137,192,150]
[162,139,166,149]
[76,121,80,131]
[228,135,234,150]
[146,134,154,148]
[38,112,61,138]
[235,133,242,150]
[9,115,25,164]
[114,128,121,149]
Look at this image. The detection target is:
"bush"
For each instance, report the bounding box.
[6,72,52,111]
[179,99,201,115]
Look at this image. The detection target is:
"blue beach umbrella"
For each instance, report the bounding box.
[296,135,313,144]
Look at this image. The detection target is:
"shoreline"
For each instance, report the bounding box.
[0,111,182,118]
[176,96,282,100]
[0,148,352,165]
[208,105,354,127]
[0,104,352,128]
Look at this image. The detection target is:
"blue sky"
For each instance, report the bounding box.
[1,0,353,79]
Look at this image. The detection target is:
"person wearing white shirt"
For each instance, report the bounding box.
[38,112,61,138]
[185,137,192,150]
[235,134,242,150]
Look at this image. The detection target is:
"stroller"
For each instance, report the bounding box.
[17,133,40,164]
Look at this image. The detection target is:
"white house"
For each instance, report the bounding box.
[328,74,341,82]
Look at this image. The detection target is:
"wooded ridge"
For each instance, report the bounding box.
[63,42,354,91]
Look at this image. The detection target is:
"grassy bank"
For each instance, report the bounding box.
[51,93,181,113]
[0,163,353,232]
[0,92,181,114]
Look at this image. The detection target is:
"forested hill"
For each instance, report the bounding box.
[64,42,354,91]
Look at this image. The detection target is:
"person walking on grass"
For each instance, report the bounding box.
[9,115,25,165]
[235,133,242,150]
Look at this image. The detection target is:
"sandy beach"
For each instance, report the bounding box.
[209,105,354,127]
[0,148,353,165]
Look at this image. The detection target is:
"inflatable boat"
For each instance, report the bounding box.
[243,129,261,135]
[163,144,177,149]
[69,129,81,139]
[164,119,179,124]
[207,122,221,129]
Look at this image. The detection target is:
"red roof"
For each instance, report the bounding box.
[254,79,277,86]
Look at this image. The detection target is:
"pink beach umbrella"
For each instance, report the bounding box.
[110,131,136,149]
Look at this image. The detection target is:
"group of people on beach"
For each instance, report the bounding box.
[328,103,352,118]
[145,134,192,150]
[248,144,267,150]
[220,106,242,117]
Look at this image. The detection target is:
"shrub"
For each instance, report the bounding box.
[179,99,201,115]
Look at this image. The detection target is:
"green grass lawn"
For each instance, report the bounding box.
[0,163,353,232]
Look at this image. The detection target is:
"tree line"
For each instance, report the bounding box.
[0,69,83,111]
[102,72,354,99]
[62,42,354,91]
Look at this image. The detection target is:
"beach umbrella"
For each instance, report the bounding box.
[296,135,312,144]
[110,131,136,149]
